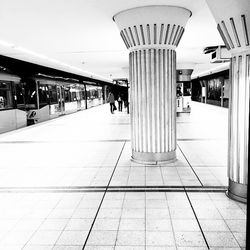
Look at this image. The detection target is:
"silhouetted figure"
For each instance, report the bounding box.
[107,92,115,114]
[177,87,182,97]
[118,94,123,112]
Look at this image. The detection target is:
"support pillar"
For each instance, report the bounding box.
[113,6,191,164]
[206,0,250,203]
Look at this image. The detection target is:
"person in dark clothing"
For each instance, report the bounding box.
[107,92,115,114]
[118,94,123,112]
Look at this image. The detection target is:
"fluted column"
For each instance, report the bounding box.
[206,0,250,202]
[113,6,191,164]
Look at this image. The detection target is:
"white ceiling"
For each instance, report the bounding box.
[0,0,226,80]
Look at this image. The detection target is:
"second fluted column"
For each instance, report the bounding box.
[114,6,191,164]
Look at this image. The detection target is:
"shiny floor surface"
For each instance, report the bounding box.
[0,101,246,249]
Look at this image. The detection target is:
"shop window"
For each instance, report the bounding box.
[0,81,14,110]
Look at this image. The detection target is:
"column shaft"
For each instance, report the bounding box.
[205,0,250,202]
[130,48,176,163]
[227,51,250,202]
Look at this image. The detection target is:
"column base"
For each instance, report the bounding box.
[226,179,247,203]
[131,150,176,165]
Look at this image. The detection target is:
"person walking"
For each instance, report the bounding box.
[107,92,115,114]
[118,94,123,112]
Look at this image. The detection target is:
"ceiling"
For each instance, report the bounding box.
[0,0,227,81]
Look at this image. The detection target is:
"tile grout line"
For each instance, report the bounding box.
[113,154,132,249]
[164,192,178,250]
[113,185,126,249]
[21,194,63,249]
[177,143,204,187]
[82,141,126,250]
[184,188,210,249]
[51,192,91,248]
[208,194,243,248]
[160,166,178,249]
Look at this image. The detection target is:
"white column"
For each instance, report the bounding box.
[113,6,191,164]
[206,0,250,202]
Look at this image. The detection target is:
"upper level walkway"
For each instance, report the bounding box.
[0,102,246,249]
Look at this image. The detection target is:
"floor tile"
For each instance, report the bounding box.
[85,247,114,250]
[194,207,222,219]
[204,232,240,247]
[119,219,145,231]
[48,209,75,219]
[53,245,83,249]
[218,208,246,220]
[225,220,246,232]
[56,230,88,245]
[146,209,170,219]
[146,199,168,209]
[172,219,200,232]
[72,209,97,219]
[23,245,54,250]
[175,231,206,247]
[122,208,145,219]
[92,219,120,231]
[233,232,246,248]
[0,231,34,246]
[12,219,43,231]
[146,231,175,246]
[115,247,144,250]
[86,230,117,246]
[116,231,145,246]
[98,209,122,219]
[146,219,172,231]
[169,208,195,219]
[39,219,69,231]
[65,218,93,231]
[199,219,229,232]
[146,247,176,250]
[28,230,61,245]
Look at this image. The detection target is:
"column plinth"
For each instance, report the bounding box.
[113,6,191,164]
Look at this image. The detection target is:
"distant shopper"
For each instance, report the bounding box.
[177,87,182,97]
[118,94,123,112]
[107,92,115,114]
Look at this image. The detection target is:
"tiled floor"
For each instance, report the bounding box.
[0,101,246,249]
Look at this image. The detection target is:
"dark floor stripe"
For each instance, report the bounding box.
[177,138,226,141]
[177,143,204,186]
[185,189,210,249]
[82,141,126,249]
[0,139,130,143]
[0,185,227,189]
[0,186,227,193]
[0,138,226,144]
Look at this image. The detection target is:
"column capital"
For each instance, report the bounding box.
[206,0,250,53]
[113,5,191,51]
